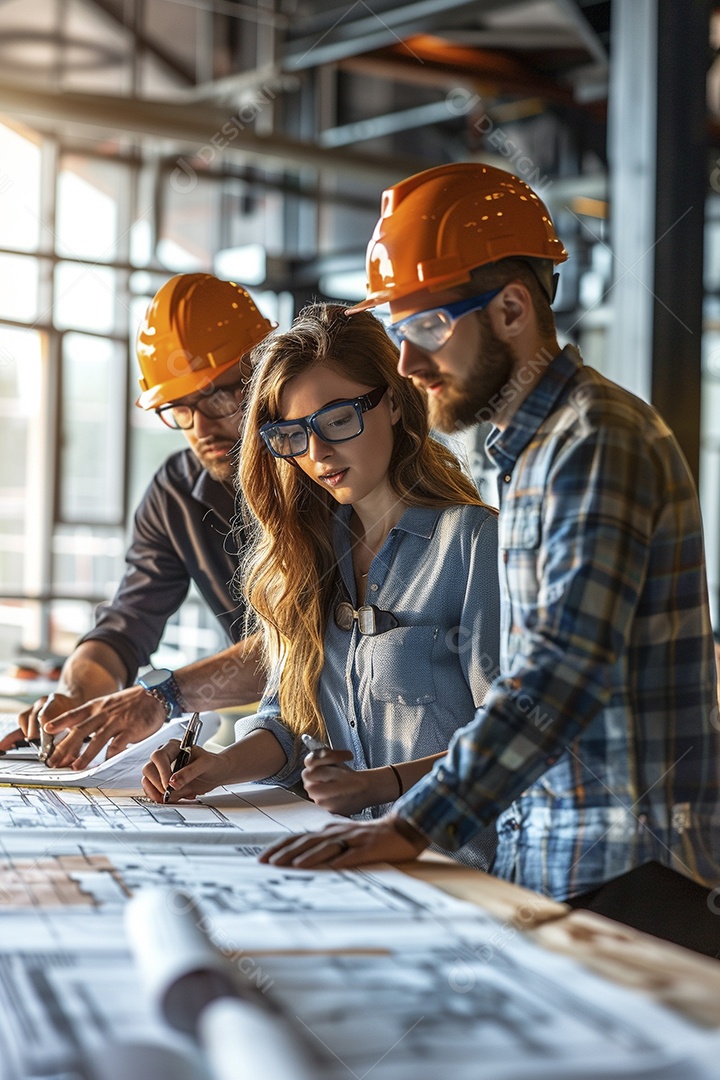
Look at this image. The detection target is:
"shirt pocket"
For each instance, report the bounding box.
[369,624,438,705]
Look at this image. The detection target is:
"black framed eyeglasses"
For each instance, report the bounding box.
[259,385,388,459]
[390,287,503,351]
[155,380,245,430]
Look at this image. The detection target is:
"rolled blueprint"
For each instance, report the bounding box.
[199,997,316,1080]
[125,887,317,1080]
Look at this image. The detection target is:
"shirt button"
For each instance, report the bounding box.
[507,818,519,831]
[503,473,512,483]
[350,720,356,727]
[369,583,378,592]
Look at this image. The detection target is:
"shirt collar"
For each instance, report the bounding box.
[192,467,236,524]
[334,503,443,541]
[486,344,583,472]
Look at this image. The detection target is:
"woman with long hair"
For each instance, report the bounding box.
[142,303,500,867]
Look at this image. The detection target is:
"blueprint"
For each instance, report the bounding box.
[0,783,719,1080]
[0,780,331,839]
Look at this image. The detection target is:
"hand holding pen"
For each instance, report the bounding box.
[300,733,357,815]
[301,733,352,768]
[163,713,203,803]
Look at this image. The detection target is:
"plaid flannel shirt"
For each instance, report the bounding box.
[396,346,720,901]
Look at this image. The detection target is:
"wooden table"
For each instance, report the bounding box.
[406,851,720,1029]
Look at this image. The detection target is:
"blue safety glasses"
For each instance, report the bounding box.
[390,287,503,351]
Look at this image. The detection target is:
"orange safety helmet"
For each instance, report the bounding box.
[136,274,276,410]
[346,162,568,313]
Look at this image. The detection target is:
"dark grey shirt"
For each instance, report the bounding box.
[80,449,243,683]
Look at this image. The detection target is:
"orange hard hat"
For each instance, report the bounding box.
[346,162,568,313]
[136,274,276,410]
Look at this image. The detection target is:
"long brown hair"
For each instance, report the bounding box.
[237,302,489,741]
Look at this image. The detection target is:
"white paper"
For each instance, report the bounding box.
[0,713,220,789]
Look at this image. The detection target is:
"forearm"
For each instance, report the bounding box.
[352,754,447,809]
[57,641,129,702]
[205,728,288,785]
[325,756,444,812]
[393,753,445,796]
[174,635,265,711]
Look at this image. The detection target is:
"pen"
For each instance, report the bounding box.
[163,713,202,803]
[300,733,331,757]
[38,692,64,764]
[39,726,55,764]
[39,730,91,765]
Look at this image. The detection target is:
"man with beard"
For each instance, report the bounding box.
[261,163,720,904]
[2,274,273,767]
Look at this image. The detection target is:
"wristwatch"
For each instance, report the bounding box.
[136,668,186,720]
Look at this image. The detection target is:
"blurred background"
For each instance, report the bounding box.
[0,0,718,674]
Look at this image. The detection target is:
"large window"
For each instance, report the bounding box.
[0,119,264,669]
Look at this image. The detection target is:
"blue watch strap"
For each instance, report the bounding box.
[136,670,186,720]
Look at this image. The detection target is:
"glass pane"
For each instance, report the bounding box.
[54,262,117,334]
[59,333,125,523]
[0,253,39,321]
[49,598,105,660]
[0,326,44,594]
[128,384,186,515]
[56,155,122,261]
[52,527,126,600]
[0,121,41,251]
[158,175,220,271]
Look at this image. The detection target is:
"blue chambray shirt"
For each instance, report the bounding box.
[235,502,501,868]
[395,346,720,901]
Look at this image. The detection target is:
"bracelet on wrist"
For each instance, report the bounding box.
[387,762,404,797]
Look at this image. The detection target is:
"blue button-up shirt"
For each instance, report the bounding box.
[395,346,720,900]
[235,502,500,868]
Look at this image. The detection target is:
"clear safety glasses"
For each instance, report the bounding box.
[259,385,387,459]
[334,601,399,636]
[390,287,503,351]
[156,380,245,430]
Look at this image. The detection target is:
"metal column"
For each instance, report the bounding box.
[608,0,709,482]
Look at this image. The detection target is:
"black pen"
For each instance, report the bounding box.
[163,713,202,803]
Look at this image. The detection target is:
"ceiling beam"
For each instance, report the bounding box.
[554,0,608,66]
[0,80,428,185]
[283,0,508,71]
[82,0,197,85]
[320,99,462,147]
[358,36,580,107]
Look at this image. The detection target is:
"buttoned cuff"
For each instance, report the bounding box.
[393,763,492,852]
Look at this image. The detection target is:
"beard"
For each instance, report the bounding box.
[426,324,516,434]
[197,450,235,482]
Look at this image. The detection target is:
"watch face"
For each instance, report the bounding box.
[139,668,172,689]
